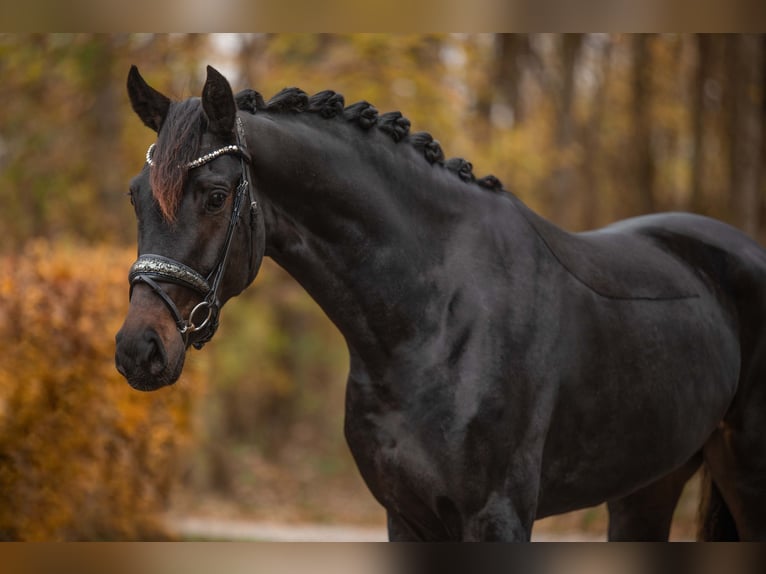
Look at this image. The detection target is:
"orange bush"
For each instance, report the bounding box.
[0,241,203,540]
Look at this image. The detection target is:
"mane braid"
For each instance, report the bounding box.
[409,132,445,165]
[378,111,411,142]
[266,87,308,112]
[308,90,345,118]
[446,158,476,183]
[235,89,266,114]
[477,174,503,192]
[150,99,205,221]
[343,101,378,129]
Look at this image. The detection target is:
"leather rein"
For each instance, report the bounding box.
[128,117,257,350]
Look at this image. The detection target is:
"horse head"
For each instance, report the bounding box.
[115,66,265,391]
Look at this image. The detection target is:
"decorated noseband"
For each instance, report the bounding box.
[129,254,210,295]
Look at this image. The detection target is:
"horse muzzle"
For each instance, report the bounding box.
[115,284,187,391]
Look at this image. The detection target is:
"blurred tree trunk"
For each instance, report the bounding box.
[180,34,205,87]
[237,34,272,89]
[690,34,712,214]
[582,36,613,229]
[550,33,583,226]
[493,34,530,127]
[7,35,50,243]
[728,34,764,238]
[473,35,496,138]
[81,34,124,239]
[631,34,656,215]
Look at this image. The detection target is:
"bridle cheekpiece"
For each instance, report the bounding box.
[129,116,257,350]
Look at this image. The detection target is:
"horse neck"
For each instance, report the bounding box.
[244,112,530,369]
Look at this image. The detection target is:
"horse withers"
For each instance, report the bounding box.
[115,65,766,541]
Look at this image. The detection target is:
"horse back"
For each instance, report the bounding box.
[518,200,766,308]
[610,212,766,313]
[518,203,715,301]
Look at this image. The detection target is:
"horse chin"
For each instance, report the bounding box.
[125,351,185,392]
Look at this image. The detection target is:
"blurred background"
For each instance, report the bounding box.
[0,33,764,541]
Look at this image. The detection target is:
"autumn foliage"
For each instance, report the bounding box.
[0,241,203,540]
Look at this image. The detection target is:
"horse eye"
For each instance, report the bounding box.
[206,190,228,212]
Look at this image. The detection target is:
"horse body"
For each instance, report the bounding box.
[341,211,743,538]
[116,66,766,541]
[246,109,748,538]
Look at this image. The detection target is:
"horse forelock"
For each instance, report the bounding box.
[150,99,205,222]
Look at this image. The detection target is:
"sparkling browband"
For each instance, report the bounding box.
[145,143,243,169]
[129,254,210,295]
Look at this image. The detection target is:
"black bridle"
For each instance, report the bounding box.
[128,117,257,350]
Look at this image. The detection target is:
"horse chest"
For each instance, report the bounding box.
[344,404,447,508]
[343,368,520,528]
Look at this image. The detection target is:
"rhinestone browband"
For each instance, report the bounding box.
[145,143,243,169]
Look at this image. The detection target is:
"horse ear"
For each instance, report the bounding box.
[126,65,171,133]
[202,65,236,136]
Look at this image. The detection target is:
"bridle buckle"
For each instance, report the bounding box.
[187,300,215,333]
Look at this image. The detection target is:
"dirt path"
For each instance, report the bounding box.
[167,516,602,542]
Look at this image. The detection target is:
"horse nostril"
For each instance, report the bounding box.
[142,330,168,377]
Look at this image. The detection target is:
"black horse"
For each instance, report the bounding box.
[116,66,766,541]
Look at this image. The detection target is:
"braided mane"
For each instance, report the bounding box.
[151,86,506,221]
[235,86,505,193]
